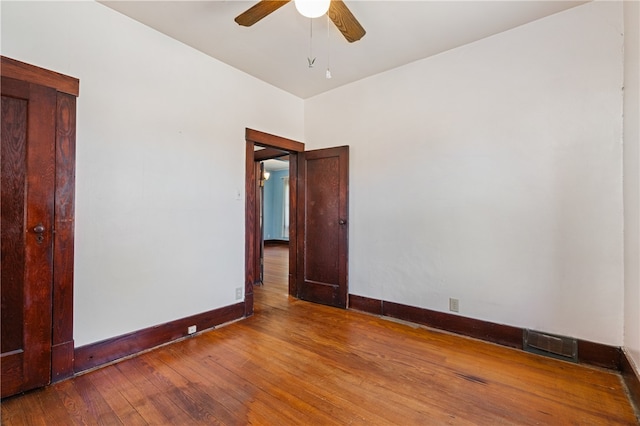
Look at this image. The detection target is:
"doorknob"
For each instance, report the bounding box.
[33,223,45,244]
[339,219,347,225]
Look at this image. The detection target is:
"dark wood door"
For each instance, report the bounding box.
[296,146,349,308]
[1,76,56,398]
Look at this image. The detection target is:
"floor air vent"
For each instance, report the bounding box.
[523,329,578,363]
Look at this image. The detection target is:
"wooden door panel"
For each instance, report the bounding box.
[1,94,28,398]
[1,77,56,398]
[1,95,27,357]
[297,146,348,308]
[304,156,340,284]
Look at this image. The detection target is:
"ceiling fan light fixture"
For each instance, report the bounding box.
[294,0,331,18]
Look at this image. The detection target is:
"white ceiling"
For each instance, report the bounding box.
[101,1,586,99]
[264,158,290,171]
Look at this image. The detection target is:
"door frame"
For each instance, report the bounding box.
[1,56,78,383]
[244,128,304,315]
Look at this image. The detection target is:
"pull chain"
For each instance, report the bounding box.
[307,19,316,68]
[326,14,332,78]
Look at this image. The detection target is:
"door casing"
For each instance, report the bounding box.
[245,129,304,314]
[244,128,350,313]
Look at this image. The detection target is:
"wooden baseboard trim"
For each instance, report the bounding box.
[51,340,74,382]
[74,302,245,374]
[577,339,622,371]
[384,300,523,350]
[264,239,289,246]
[349,294,383,315]
[349,294,621,371]
[621,350,640,413]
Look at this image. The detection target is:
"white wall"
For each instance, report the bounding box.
[624,0,640,371]
[1,1,304,346]
[305,2,624,346]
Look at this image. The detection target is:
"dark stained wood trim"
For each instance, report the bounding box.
[383,300,523,350]
[288,153,298,297]
[349,294,383,315]
[295,152,306,301]
[577,340,622,370]
[74,302,245,374]
[244,292,255,319]
[264,239,289,246]
[254,147,289,162]
[1,56,79,96]
[349,294,626,371]
[621,350,640,414]
[51,341,74,382]
[245,129,304,307]
[245,128,304,152]
[254,162,262,287]
[245,141,257,317]
[51,92,76,382]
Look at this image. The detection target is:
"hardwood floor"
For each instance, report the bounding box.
[2,245,638,425]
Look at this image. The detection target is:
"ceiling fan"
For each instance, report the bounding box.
[235,0,366,43]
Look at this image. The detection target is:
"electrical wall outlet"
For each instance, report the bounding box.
[449,298,459,313]
[187,325,197,334]
[236,287,243,300]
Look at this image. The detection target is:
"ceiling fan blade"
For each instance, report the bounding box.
[235,0,291,27]
[328,0,366,43]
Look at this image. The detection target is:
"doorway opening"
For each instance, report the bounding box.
[244,128,350,316]
[244,129,304,317]
[259,156,290,292]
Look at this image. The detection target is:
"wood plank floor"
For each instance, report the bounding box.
[2,245,638,425]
